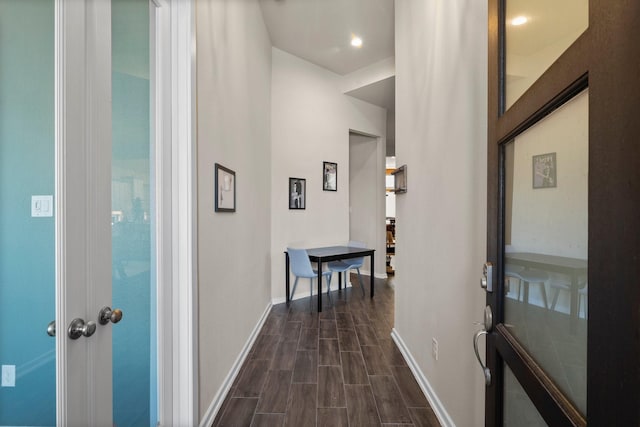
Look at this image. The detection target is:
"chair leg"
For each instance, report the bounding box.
[540,282,548,309]
[290,277,299,301]
[516,279,522,301]
[326,274,332,304]
[309,278,313,312]
[550,288,561,311]
[356,268,365,297]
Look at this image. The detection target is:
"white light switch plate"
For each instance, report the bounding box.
[2,365,15,387]
[31,195,53,217]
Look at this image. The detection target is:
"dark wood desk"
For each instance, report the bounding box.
[506,252,587,331]
[285,246,375,312]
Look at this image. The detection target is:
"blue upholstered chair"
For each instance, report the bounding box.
[287,247,333,310]
[327,240,366,297]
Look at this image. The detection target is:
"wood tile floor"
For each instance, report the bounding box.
[212,276,441,427]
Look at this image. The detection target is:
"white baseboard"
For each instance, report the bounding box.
[391,329,455,427]
[198,302,272,427]
[272,278,354,305]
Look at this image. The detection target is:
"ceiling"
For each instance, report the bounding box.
[506,0,587,56]
[259,0,395,76]
[259,0,396,154]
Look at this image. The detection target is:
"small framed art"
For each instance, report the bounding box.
[323,161,337,191]
[532,152,557,189]
[289,177,306,209]
[215,163,236,212]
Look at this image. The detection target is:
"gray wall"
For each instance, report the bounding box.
[349,133,380,274]
[270,47,387,302]
[394,0,488,424]
[196,0,273,419]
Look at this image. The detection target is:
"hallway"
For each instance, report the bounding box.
[213,277,440,426]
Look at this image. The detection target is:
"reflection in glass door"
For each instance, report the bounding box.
[0,1,55,425]
[503,90,588,415]
[112,1,156,426]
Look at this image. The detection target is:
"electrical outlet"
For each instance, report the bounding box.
[2,365,15,387]
[432,338,439,361]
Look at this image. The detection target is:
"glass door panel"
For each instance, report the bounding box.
[0,1,55,425]
[503,363,547,426]
[112,1,156,426]
[504,90,588,414]
[505,0,588,109]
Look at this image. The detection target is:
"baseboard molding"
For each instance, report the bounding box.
[391,329,455,427]
[272,280,354,305]
[198,302,272,427]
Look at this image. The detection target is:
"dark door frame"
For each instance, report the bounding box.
[485,0,640,425]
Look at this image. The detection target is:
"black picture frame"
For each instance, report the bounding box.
[323,161,337,191]
[215,163,236,212]
[532,152,557,189]
[289,177,306,209]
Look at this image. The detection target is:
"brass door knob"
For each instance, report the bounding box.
[98,306,123,325]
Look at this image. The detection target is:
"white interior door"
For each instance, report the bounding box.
[56,1,113,425]
[1,1,160,425]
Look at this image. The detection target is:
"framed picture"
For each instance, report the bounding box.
[215,163,236,212]
[392,164,407,194]
[532,152,557,189]
[323,161,337,191]
[289,177,306,209]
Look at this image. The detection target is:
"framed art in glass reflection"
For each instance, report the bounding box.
[215,163,236,212]
[532,153,557,189]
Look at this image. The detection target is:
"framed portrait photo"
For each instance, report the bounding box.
[289,177,306,209]
[532,152,557,189]
[215,163,236,212]
[323,161,337,191]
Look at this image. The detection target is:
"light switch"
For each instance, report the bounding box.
[1,365,15,387]
[31,195,53,217]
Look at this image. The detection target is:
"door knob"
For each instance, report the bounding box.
[98,306,123,325]
[68,318,97,340]
[47,320,56,337]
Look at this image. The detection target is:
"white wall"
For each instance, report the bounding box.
[270,48,387,302]
[196,0,272,420]
[394,1,487,425]
[349,133,380,274]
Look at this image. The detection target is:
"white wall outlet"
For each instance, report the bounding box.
[432,338,439,361]
[31,195,54,217]
[2,365,16,387]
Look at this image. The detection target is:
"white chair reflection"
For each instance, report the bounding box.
[550,278,588,318]
[507,268,550,309]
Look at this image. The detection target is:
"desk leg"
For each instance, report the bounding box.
[318,262,323,312]
[570,275,578,333]
[370,253,375,298]
[286,253,290,305]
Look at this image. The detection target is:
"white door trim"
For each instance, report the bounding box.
[154,0,199,425]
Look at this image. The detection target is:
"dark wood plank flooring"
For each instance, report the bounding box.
[213,276,440,427]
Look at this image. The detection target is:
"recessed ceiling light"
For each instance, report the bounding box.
[351,35,363,48]
[511,16,528,26]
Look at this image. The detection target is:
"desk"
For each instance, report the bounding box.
[285,246,375,312]
[506,252,587,331]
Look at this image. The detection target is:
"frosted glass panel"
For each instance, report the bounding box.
[505,0,587,109]
[504,90,587,415]
[0,1,55,425]
[504,363,548,426]
[112,1,156,426]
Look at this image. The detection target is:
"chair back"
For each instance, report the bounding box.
[347,240,366,267]
[287,247,316,278]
